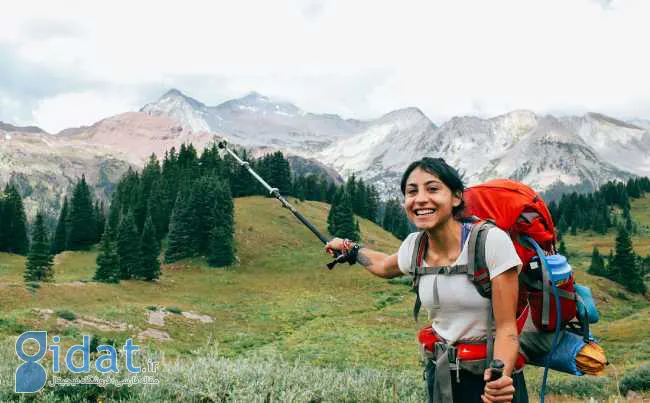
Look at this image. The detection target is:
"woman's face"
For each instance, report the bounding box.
[403,167,461,230]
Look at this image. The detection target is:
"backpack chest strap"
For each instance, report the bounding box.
[409,264,469,276]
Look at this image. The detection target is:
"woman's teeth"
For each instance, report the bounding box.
[415,209,436,216]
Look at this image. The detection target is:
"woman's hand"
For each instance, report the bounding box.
[325,238,348,256]
[481,370,515,402]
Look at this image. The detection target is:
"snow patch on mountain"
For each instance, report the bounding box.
[141,89,211,132]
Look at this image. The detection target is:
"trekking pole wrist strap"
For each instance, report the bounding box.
[347,243,362,265]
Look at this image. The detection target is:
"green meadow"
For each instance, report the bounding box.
[0,195,649,401]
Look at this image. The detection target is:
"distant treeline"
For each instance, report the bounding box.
[547,177,650,235]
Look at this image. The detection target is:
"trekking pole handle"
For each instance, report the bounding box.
[488,359,504,381]
[217,140,348,269]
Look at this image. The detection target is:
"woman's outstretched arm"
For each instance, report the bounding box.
[325,238,403,278]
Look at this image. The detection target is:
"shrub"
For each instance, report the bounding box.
[166,306,182,314]
[0,317,28,334]
[620,365,650,395]
[544,375,612,399]
[55,309,77,321]
[146,305,158,311]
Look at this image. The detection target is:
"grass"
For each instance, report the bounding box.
[0,195,649,401]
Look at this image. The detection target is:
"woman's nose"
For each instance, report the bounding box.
[414,188,428,203]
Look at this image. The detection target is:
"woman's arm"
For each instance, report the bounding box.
[325,238,403,278]
[483,267,519,403]
[491,268,520,376]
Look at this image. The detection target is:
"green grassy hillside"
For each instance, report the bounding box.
[1,195,649,401]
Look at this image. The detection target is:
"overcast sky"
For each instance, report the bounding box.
[0,0,648,133]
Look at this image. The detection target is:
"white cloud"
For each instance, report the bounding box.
[1,0,650,131]
[32,91,137,133]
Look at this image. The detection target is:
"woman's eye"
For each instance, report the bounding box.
[428,187,438,192]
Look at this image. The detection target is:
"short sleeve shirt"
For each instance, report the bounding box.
[397,226,522,343]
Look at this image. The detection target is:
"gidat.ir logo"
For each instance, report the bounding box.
[15,331,148,393]
[15,331,48,393]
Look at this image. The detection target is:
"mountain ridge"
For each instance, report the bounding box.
[2,88,650,217]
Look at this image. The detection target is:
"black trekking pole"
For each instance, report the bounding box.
[217,140,349,269]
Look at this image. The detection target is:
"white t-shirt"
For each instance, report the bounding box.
[397,227,522,343]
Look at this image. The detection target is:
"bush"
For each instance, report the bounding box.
[55,309,77,321]
[26,281,40,289]
[0,317,28,334]
[166,306,182,314]
[146,305,158,311]
[620,365,650,395]
[544,375,612,399]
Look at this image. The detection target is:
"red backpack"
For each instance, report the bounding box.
[462,179,578,333]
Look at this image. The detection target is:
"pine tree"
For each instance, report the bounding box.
[94,224,120,283]
[208,181,235,267]
[331,191,359,241]
[0,183,29,254]
[365,184,380,223]
[588,246,606,276]
[327,188,343,235]
[24,212,54,282]
[134,154,161,232]
[318,176,329,202]
[165,191,196,263]
[612,225,646,293]
[94,201,105,244]
[354,179,369,218]
[270,152,292,196]
[51,197,69,254]
[294,177,306,201]
[116,211,140,279]
[325,181,337,204]
[208,227,235,267]
[135,215,161,281]
[147,178,166,241]
[188,176,224,256]
[67,175,96,250]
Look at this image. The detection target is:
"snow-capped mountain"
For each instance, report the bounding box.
[315,109,645,196]
[561,113,650,178]
[141,89,362,152]
[141,89,213,132]
[140,89,650,198]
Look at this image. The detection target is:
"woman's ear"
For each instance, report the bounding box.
[452,192,462,207]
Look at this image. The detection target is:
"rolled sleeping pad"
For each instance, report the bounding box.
[520,330,586,376]
[521,330,607,376]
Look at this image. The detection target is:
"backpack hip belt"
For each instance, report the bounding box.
[419,327,526,403]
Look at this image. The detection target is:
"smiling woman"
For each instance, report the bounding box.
[325,157,527,403]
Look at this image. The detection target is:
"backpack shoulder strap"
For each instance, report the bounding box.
[466,220,499,367]
[411,231,427,321]
[467,220,496,298]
